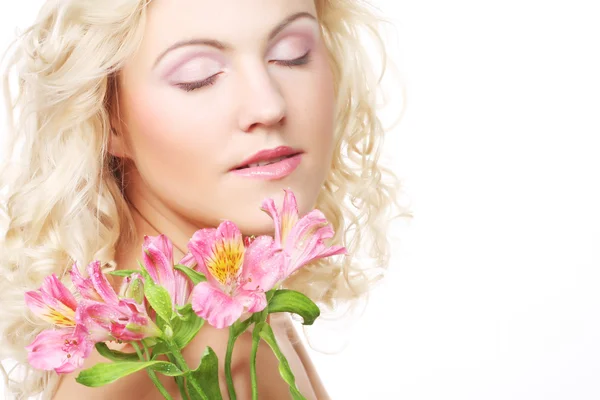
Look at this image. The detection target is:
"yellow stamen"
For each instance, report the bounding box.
[45,307,76,327]
[206,239,244,287]
[281,213,298,243]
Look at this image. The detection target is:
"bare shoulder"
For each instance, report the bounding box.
[272,314,331,400]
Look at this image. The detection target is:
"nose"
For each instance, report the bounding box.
[237,63,286,133]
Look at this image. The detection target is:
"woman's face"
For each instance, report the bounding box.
[112,0,335,236]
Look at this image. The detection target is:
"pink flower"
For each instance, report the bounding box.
[188,222,282,329]
[142,234,193,308]
[261,189,346,282]
[25,325,93,374]
[24,275,93,373]
[25,274,78,328]
[72,261,160,341]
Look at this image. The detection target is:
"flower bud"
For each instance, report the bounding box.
[164,325,174,339]
[121,273,145,304]
[124,317,162,339]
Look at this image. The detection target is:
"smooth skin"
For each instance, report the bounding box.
[54,0,336,398]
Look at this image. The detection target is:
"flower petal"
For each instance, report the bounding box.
[241,235,283,292]
[87,261,119,305]
[76,300,118,340]
[142,235,176,289]
[25,325,93,374]
[260,197,282,247]
[285,229,346,277]
[178,251,197,269]
[191,282,244,329]
[112,312,161,341]
[235,289,267,314]
[280,189,300,244]
[25,275,77,327]
[172,272,191,307]
[70,262,102,302]
[279,210,347,277]
[171,252,195,306]
[41,274,78,312]
[188,228,218,277]
[284,209,328,249]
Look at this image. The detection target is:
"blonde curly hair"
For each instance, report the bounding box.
[0,0,411,398]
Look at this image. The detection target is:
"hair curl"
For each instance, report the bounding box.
[0,0,411,398]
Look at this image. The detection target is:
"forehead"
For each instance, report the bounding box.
[144,0,318,44]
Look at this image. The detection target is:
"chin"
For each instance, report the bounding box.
[235,211,277,238]
[232,187,319,238]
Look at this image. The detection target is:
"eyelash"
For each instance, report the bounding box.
[177,50,312,92]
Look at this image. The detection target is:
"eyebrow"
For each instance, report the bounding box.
[153,11,317,68]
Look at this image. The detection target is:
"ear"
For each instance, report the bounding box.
[108,126,129,159]
[106,73,131,159]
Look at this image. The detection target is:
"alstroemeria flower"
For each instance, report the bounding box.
[188,221,282,329]
[261,189,347,282]
[72,261,160,341]
[25,325,93,374]
[25,274,78,328]
[24,275,93,373]
[142,234,193,308]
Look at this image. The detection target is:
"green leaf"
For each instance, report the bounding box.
[266,289,276,303]
[152,307,205,357]
[174,264,207,285]
[151,344,168,358]
[187,347,222,400]
[267,289,320,325]
[258,324,306,400]
[143,336,158,348]
[140,260,174,323]
[95,343,139,362]
[76,361,183,387]
[172,305,205,349]
[176,303,194,317]
[137,260,154,283]
[106,269,139,277]
[145,284,173,323]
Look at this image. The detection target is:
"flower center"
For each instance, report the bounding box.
[46,307,76,327]
[206,239,244,288]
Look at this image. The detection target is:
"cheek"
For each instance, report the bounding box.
[298,53,336,156]
[122,87,227,191]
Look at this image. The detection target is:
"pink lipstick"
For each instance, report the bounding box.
[231,146,303,180]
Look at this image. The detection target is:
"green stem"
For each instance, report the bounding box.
[225,325,237,400]
[167,342,209,400]
[131,341,145,360]
[250,325,262,400]
[132,342,174,400]
[167,353,190,400]
[141,340,151,360]
[168,344,190,373]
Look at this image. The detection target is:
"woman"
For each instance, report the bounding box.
[0,0,408,398]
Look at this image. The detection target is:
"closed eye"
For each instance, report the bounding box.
[177,50,311,92]
[176,73,221,92]
[271,50,311,67]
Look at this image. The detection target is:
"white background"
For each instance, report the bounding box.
[1,1,599,399]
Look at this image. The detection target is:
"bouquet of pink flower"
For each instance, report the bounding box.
[24,190,345,400]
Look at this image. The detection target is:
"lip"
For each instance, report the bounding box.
[230,146,303,171]
[231,153,302,180]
